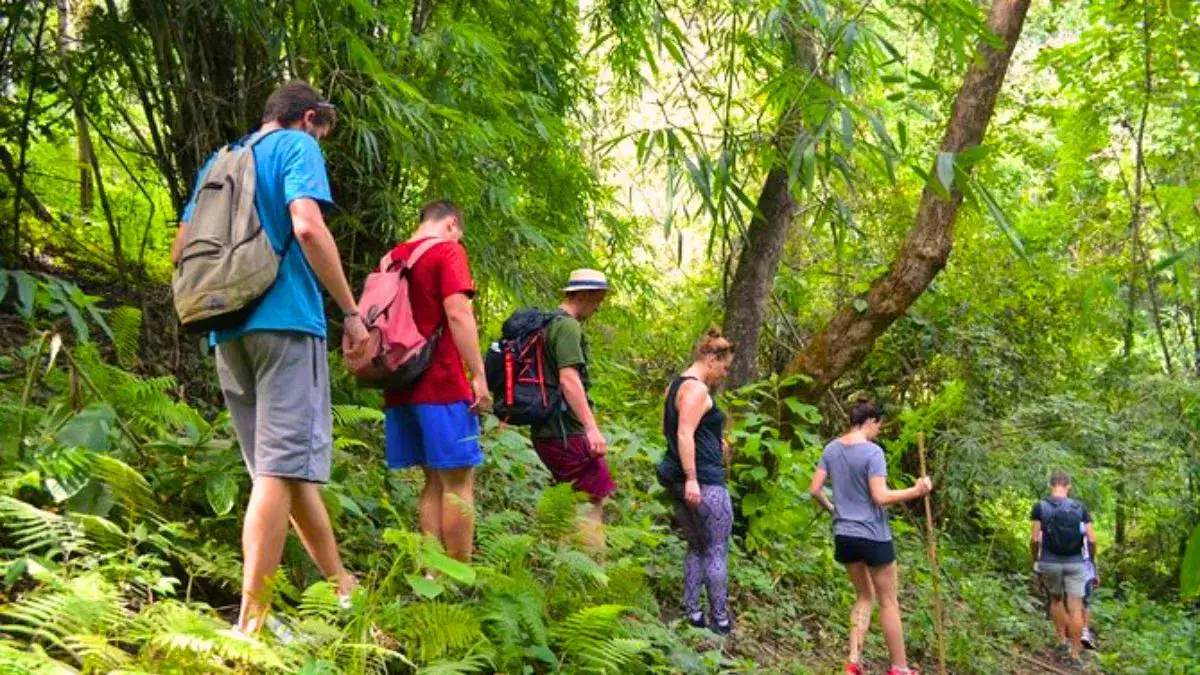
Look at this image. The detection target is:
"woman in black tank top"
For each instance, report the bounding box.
[658,329,736,634]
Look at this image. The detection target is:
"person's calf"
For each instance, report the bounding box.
[436,468,476,562]
[239,477,294,632]
[578,499,606,554]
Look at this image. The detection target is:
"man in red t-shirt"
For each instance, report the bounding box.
[383,201,490,562]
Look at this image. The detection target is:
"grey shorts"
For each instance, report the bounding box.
[1037,561,1088,599]
[215,332,333,483]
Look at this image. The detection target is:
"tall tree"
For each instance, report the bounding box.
[723,19,818,389]
[784,0,1033,403]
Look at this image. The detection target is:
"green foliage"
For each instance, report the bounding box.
[3,0,1200,672]
[0,271,112,343]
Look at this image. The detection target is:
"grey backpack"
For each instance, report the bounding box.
[172,129,287,332]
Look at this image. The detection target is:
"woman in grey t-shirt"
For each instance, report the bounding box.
[808,398,932,675]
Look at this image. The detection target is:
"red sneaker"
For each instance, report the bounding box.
[845,662,865,675]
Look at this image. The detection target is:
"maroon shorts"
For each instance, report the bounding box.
[532,434,616,500]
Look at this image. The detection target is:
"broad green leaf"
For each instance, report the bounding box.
[423,548,476,585]
[13,272,35,319]
[406,573,445,599]
[55,404,116,452]
[853,298,869,313]
[935,152,955,192]
[206,473,238,517]
[976,182,1028,260]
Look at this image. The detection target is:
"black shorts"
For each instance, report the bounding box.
[834,535,896,567]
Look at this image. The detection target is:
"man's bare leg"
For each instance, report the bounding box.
[435,468,475,562]
[1049,596,1068,642]
[419,466,444,541]
[287,480,355,595]
[1065,595,1084,658]
[579,498,606,553]
[238,476,293,633]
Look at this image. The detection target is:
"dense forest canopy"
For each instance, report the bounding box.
[1,0,1199,673]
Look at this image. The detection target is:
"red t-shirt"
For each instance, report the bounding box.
[383,238,475,407]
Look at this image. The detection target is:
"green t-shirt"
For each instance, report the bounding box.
[532,315,589,440]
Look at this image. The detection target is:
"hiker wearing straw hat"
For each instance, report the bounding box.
[529,268,615,551]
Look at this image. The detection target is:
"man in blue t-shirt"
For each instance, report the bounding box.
[172,81,368,635]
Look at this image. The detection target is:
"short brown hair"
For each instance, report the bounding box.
[1049,471,1071,487]
[419,200,463,226]
[694,327,735,361]
[262,80,336,128]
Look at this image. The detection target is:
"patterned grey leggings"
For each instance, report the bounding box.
[674,484,733,624]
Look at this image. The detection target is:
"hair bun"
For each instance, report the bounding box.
[855,395,870,404]
[706,327,723,339]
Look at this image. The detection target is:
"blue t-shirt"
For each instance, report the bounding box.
[181,129,333,342]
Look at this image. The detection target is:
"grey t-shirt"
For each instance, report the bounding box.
[818,440,892,542]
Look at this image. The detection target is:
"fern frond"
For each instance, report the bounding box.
[298,581,340,622]
[329,641,410,675]
[536,483,582,541]
[475,533,533,572]
[572,637,650,674]
[0,639,79,674]
[551,604,646,673]
[381,602,485,664]
[476,510,526,541]
[132,601,288,671]
[0,573,126,653]
[551,549,609,588]
[108,306,142,369]
[62,633,131,672]
[89,454,159,518]
[417,640,495,675]
[332,405,385,428]
[0,497,89,556]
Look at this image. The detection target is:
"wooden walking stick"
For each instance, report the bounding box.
[918,432,947,675]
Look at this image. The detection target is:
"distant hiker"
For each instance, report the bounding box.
[657,329,736,635]
[172,81,365,635]
[1081,537,1098,650]
[1031,471,1097,663]
[808,398,932,675]
[529,269,614,551]
[381,201,490,562]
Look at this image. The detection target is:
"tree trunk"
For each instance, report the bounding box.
[58,0,94,213]
[783,0,1033,403]
[10,2,50,265]
[723,21,819,389]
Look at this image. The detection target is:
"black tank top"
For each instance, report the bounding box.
[658,376,726,486]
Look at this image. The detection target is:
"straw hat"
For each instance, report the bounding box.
[562,268,609,293]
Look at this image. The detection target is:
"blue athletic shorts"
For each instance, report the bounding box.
[385,402,483,470]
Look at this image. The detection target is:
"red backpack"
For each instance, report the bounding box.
[343,238,447,389]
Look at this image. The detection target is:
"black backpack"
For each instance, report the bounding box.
[1041,498,1085,556]
[485,309,568,426]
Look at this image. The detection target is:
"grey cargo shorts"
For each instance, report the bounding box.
[215,332,333,483]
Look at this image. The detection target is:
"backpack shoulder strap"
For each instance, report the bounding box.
[404,237,449,268]
[378,238,449,273]
[244,127,283,149]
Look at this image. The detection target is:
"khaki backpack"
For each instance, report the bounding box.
[172,129,287,332]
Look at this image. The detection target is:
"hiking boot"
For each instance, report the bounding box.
[845,661,865,675]
[1081,627,1097,650]
[687,611,706,629]
[712,618,733,636]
